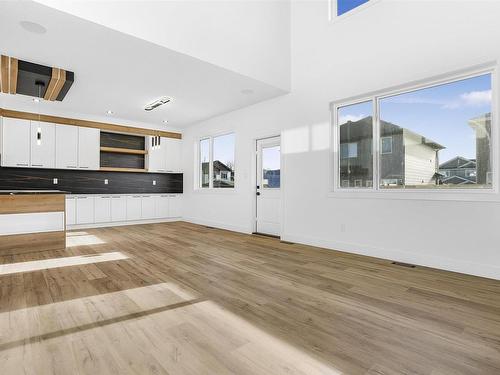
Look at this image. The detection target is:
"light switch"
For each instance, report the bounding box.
[104,179,109,185]
[53,178,58,185]
[153,180,157,186]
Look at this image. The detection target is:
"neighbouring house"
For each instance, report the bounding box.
[438,156,477,185]
[468,113,492,185]
[340,116,445,187]
[263,169,280,188]
[201,160,234,187]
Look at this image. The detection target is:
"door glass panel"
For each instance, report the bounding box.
[262,145,280,188]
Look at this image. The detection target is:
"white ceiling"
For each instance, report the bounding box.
[0,1,287,131]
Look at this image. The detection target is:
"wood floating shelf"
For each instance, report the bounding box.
[100,146,147,155]
[99,167,147,173]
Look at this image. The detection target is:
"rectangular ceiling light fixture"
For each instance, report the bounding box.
[144,96,172,111]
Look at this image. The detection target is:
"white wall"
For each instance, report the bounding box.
[35,0,291,91]
[182,0,500,280]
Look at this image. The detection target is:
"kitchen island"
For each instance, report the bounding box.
[0,190,67,255]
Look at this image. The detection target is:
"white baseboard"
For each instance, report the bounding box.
[67,217,181,230]
[183,217,252,234]
[281,233,500,281]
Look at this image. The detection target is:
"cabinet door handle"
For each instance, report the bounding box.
[16,163,29,166]
[32,164,43,167]
[80,166,89,169]
[67,166,77,168]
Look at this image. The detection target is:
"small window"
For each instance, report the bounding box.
[381,136,393,154]
[336,0,370,16]
[197,133,235,189]
[199,138,210,188]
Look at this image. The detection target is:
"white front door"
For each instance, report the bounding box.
[256,136,281,237]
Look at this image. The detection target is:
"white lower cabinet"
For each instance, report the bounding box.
[141,195,155,219]
[94,196,111,223]
[66,193,182,227]
[154,195,169,218]
[66,197,76,225]
[126,196,142,221]
[169,194,182,217]
[111,196,127,222]
[76,196,94,224]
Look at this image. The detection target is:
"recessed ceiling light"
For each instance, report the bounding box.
[163,120,169,123]
[241,89,254,95]
[20,21,47,34]
[106,110,114,115]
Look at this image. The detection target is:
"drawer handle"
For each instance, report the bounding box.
[16,163,29,166]
[67,166,77,168]
[80,166,89,169]
[32,164,43,167]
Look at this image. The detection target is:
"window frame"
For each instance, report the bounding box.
[331,64,498,198]
[196,132,236,190]
[380,136,393,155]
[328,0,380,22]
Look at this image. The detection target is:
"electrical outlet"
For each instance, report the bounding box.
[153,180,156,186]
[53,178,58,185]
[104,179,109,185]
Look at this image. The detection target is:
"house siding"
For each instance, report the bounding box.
[404,132,437,186]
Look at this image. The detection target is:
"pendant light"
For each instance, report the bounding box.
[34,81,44,146]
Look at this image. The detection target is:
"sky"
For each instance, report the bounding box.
[339,74,492,163]
[337,0,369,16]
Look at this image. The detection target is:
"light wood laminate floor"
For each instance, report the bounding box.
[0,222,499,374]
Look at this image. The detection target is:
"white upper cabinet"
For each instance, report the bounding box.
[1,117,31,167]
[165,138,182,172]
[147,136,182,173]
[147,136,167,173]
[30,121,55,169]
[78,127,100,170]
[55,125,78,169]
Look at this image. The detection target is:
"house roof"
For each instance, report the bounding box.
[213,160,232,172]
[439,156,476,170]
[442,175,476,185]
[340,116,445,150]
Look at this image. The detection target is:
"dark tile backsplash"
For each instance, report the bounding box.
[0,167,182,194]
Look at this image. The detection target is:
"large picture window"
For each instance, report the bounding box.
[334,70,494,191]
[198,133,235,189]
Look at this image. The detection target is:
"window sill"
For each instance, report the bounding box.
[192,188,240,195]
[327,188,500,202]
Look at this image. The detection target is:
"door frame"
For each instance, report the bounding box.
[252,134,283,237]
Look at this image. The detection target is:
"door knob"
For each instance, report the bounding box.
[256,192,261,196]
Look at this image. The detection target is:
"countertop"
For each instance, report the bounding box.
[0,190,69,195]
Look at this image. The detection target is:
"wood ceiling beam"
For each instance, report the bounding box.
[8,57,18,94]
[0,55,9,94]
[0,107,182,139]
[43,68,60,100]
